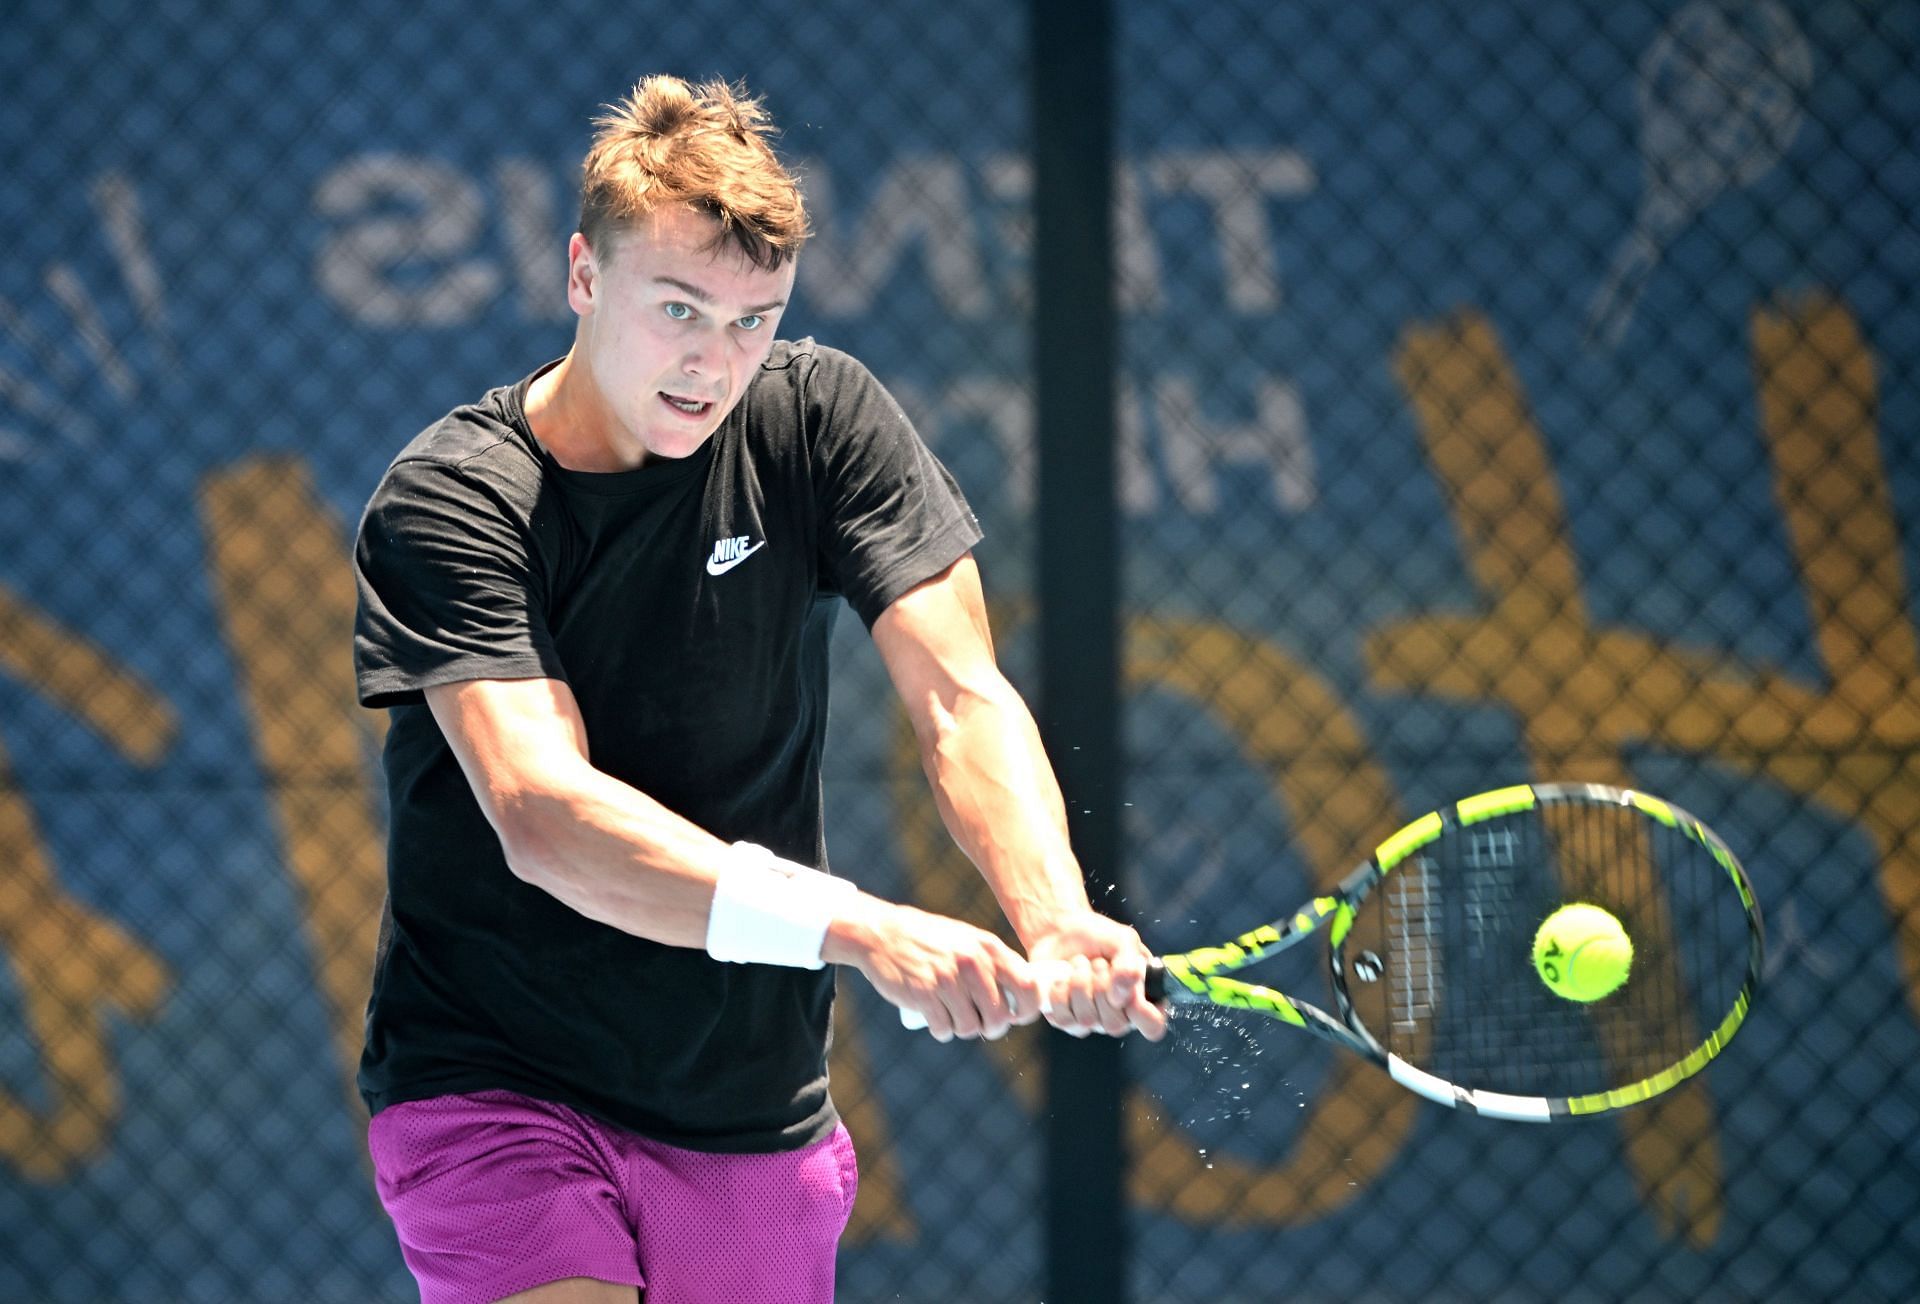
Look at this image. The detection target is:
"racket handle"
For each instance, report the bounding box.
[897,959,1074,1031]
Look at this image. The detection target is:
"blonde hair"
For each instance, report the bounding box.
[579,75,809,270]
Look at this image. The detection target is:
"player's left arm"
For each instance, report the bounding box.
[872,554,1167,1040]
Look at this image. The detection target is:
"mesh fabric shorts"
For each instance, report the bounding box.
[368,1089,858,1304]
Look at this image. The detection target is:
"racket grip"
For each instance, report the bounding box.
[1144,958,1168,1005]
[897,959,1074,1031]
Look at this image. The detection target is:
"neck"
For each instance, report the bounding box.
[525,350,641,473]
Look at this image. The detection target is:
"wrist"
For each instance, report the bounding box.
[1012,902,1101,951]
[1000,858,1092,947]
[819,891,891,969]
[705,842,858,969]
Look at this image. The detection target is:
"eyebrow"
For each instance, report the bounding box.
[652,275,788,316]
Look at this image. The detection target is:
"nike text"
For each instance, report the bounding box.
[706,535,766,576]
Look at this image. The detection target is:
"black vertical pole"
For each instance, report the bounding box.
[1033,2,1124,1303]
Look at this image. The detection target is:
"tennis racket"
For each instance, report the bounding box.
[903,782,1764,1122]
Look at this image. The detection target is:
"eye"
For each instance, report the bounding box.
[664,302,694,321]
[735,314,765,332]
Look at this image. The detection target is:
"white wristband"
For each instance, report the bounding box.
[705,842,857,969]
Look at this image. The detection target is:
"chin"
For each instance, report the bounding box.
[641,429,713,462]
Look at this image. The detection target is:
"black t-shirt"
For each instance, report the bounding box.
[352,339,981,1152]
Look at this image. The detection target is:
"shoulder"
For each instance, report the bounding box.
[752,338,887,404]
[374,384,544,510]
[736,339,904,469]
[748,339,907,447]
[358,385,553,559]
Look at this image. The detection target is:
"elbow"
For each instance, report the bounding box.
[495,819,552,887]
[499,833,554,888]
[487,784,570,887]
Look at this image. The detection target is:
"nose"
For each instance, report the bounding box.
[681,331,723,381]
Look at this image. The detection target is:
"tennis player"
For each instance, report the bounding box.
[352,75,1165,1304]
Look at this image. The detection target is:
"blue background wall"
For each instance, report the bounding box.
[2,2,1916,1299]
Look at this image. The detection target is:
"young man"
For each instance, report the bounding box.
[353,75,1165,1304]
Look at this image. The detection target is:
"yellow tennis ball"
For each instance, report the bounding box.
[1532,904,1633,1002]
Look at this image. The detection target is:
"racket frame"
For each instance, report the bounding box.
[1146,782,1764,1121]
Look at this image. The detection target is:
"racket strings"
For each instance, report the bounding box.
[1359,798,1750,1101]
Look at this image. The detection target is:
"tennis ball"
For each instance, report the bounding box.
[1532,904,1632,1002]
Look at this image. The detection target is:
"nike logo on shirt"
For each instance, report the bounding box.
[706,536,766,576]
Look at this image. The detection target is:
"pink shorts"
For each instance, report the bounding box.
[367,1090,857,1304]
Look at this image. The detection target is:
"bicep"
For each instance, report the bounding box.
[871,554,1005,730]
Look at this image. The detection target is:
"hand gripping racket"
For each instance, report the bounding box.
[901,782,1763,1122]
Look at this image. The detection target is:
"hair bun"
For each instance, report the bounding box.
[623,75,771,140]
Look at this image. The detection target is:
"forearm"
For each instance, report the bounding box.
[915,676,1094,946]
[492,759,732,947]
[500,758,907,972]
[428,676,923,982]
[498,754,1032,1037]
[868,560,1167,1037]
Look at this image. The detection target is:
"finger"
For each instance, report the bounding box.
[1041,963,1086,1035]
[1087,958,1133,1037]
[1005,955,1055,1032]
[941,982,986,1041]
[991,945,1043,1031]
[1105,940,1147,999]
[1127,981,1169,1040]
[1034,958,1074,1020]
[964,963,1016,1040]
[999,970,1043,1026]
[1062,956,1098,1036]
[1042,955,1085,1031]
[921,1002,956,1043]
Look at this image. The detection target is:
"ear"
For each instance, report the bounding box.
[566,232,599,316]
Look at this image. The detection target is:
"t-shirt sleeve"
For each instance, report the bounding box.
[809,352,984,627]
[353,457,566,708]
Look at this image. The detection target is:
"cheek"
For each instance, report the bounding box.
[594,315,673,380]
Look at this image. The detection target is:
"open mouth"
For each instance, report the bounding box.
[660,392,714,418]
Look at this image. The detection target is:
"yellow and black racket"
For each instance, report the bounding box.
[1146,782,1763,1120]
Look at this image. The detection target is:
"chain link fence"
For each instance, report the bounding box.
[2,1,1916,1300]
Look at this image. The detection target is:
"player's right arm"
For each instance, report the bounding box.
[425,674,1039,1040]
